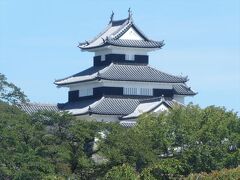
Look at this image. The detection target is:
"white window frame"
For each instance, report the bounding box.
[123,87,137,95]
[140,88,153,96]
[79,88,93,97]
[125,54,135,61]
[101,54,105,61]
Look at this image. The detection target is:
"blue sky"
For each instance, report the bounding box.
[0,0,239,113]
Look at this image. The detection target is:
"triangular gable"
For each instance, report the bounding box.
[119,26,144,40]
[153,103,169,113]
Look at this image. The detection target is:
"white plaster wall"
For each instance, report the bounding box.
[69,80,175,92]
[68,80,184,98]
[69,81,103,91]
[173,95,185,104]
[102,80,173,90]
[94,46,152,56]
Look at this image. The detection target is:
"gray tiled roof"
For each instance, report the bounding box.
[78,17,163,50]
[58,96,146,116]
[59,95,182,117]
[55,63,187,85]
[99,63,187,83]
[89,96,183,119]
[138,96,181,108]
[173,84,196,95]
[58,99,97,111]
[17,96,183,123]
[55,66,105,85]
[106,39,164,48]
[90,96,140,115]
[121,97,184,120]
[17,103,59,115]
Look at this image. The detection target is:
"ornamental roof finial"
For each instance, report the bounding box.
[128,8,132,20]
[161,94,165,101]
[109,11,114,24]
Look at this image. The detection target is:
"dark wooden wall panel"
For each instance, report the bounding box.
[68,90,79,102]
[93,54,149,66]
[93,87,123,97]
[153,89,174,98]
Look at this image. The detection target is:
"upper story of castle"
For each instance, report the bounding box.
[77,10,164,66]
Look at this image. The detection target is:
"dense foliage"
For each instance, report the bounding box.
[0,73,239,179]
[99,105,240,178]
[0,102,111,179]
[0,102,239,179]
[186,167,240,180]
[0,73,28,104]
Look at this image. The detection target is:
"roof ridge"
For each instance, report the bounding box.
[89,96,105,110]
[82,22,113,46]
[111,62,148,66]
[18,102,57,106]
[102,95,146,100]
[127,23,150,41]
[98,62,114,75]
[111,18,129,26]
[79,18,129,48]
[112,20,132,39]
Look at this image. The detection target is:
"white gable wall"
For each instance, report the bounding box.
[153,104,169,113]
[119,27,144,40]
[173,95,185,104]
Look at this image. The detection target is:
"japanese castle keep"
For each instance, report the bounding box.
[53,11,196,125]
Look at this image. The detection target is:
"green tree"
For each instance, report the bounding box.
[100,105,240,177]
[103,164,139,180]
[0,102,55,179]
[140,159,184,180]
[30,111,103,179]
[0,104,105,179]
[0,73,29,104]
[1,73,239,178]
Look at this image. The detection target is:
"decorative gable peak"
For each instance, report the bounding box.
[78,10,164,51]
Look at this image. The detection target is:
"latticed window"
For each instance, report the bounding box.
[124,87,152,96]
[79,88,93,97]
[101,55,105,61]
[140,88,153,96]
[125,54,135,61]
[123,87,137,95]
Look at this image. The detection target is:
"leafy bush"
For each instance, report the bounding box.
[103,164,139,180]
[185,167,240,180]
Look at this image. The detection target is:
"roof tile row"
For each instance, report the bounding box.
[55,63,187,85]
